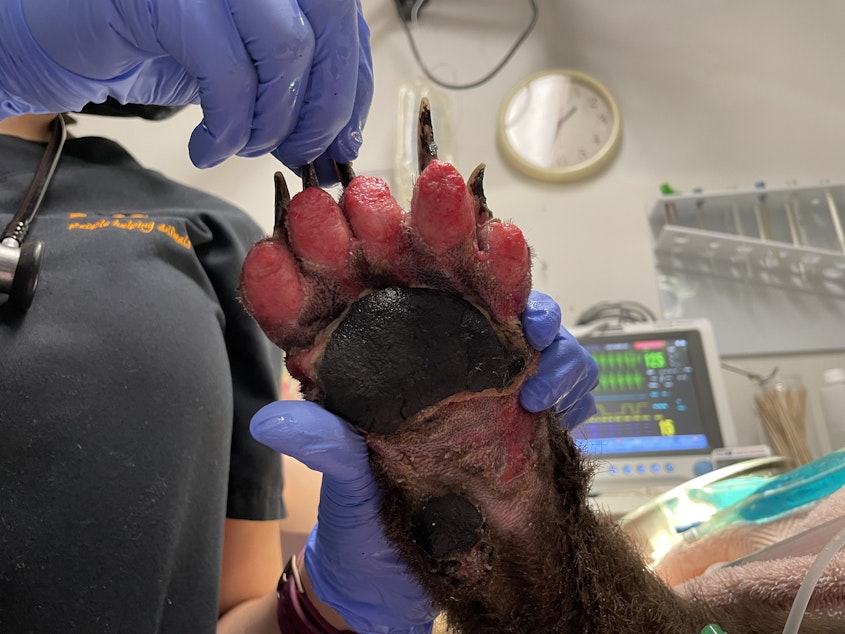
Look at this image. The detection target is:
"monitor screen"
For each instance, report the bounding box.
[573,329,724,457]
[569,320,736,495]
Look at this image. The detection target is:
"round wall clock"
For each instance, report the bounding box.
[497,69,622,182]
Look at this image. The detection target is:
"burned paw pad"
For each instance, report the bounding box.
[319,287,525,434]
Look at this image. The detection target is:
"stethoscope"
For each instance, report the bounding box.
[0,115,67,313]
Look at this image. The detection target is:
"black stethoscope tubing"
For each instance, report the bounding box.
[0,115,66,313]
[2,115,67,245]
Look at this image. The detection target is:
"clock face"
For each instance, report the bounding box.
[498,70,621,182]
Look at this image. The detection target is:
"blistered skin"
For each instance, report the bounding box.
[239,103,842,633]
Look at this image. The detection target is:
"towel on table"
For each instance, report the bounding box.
[654,485,845,618]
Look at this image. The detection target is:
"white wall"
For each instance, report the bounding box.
[72,0,845,451]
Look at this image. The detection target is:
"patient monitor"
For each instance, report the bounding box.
[570,319,738,515]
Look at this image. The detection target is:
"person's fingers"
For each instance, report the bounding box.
[252,401,384,543]
[519,327,599,414]
[551,350,599,427]
[520,336,586,412]
[229,0,316,158]
[250,400,370,482]
[324,2,373,164]
[271,0,361,168]
[557,392,597,430]
[124,57,200,105]
[154,0,261,167]
[522,290,562,351]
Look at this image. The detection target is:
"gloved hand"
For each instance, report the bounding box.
[250,292,595,632]
[0,0,373,176]
[520,290,599,429]
[251,401,437,634]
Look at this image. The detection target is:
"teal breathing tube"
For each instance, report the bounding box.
[689,448,845,540]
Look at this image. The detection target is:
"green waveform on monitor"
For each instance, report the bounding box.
[593,349,667,372]
[593,349,644,372]
[592,400,652,423]
[597,371,645,392]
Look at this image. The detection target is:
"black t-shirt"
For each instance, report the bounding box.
[0,133,285,632]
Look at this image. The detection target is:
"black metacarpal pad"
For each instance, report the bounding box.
[412,492,484,560]
[319,287,523,434]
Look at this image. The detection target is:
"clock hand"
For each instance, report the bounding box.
[556,106,578,133]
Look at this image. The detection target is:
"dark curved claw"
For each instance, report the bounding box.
[468,164,494,222]
[272,171,291,242]
[418,97,438,174]
[334,162,356,188]
[301,163,320,190]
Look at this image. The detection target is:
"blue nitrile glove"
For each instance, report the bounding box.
[251,400,436,634]
[0,0,373,175]
[520,290,599,429]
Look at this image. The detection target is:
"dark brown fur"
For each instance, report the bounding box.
[370,406,841,633]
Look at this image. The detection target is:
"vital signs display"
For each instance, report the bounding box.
[570,319,738,493]
[578,336,707,454]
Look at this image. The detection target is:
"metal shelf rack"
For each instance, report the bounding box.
[648,183,845,355]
